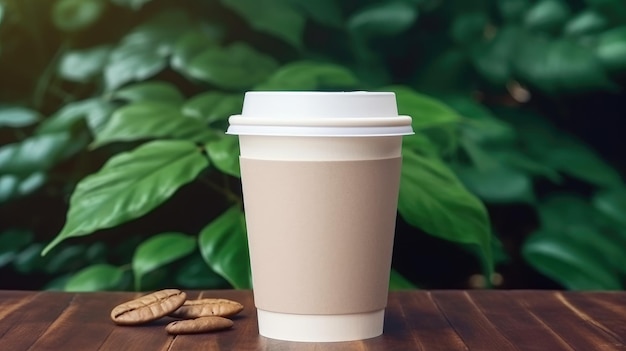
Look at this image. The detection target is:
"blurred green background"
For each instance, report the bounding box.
[1,0,625,292]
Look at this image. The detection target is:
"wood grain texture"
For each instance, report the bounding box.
[1,290,626,350]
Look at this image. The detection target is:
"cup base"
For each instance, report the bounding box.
[257,309,385,342]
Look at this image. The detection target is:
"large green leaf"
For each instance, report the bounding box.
[92,102,217,148]
[206,136,240,178]
[111,81,184,105]
[523,230,624,290]
[52,0,105,32]
[198,206,251,289]
[64,264,124,292]
[256,61,359,91]
[187,43,278,90]
[182,92,243,125]
[175,254,230,289]
[132,232,196,290]
[0,106,40,128]
[398,141,493,274]
[58,45,111,82]
[0,133,70,175]
[42,140,209,255]
[348,1,418,38]
[220,0,305,48]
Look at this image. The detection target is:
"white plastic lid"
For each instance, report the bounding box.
[227,91,413,137]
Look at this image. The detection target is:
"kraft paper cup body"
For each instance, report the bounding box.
[227,92,413,342]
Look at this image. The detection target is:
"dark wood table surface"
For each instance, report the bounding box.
[1,289,625,350]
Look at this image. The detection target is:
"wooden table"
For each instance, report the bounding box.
[1,290,625,350]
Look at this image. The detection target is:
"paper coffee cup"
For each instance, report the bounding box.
[228,92,413,342]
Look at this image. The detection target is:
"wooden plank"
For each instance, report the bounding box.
[517,291,625,350]
[556,292,626,347]
[431,291,517,350]
[0,291,74,350]
[384,291,468,351]
[470,291,574,351]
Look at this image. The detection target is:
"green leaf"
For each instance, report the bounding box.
[187,43,278,90]
[451,12,488,45]
[175,254,230,289]
[199,206,251,289]
[398,143,493,275]
[541,136,622,187]
[585,0,626,24]
[0,106,40,128]
[37,98,114,135]
[455,164,534,203]
[42,140,209,255]
[58,45,111,83]
[110,81,184,105]
[523,230,623,290]
[206,136,240,178]
[489,149,561,182]
[514,36,616,94]
[220,0,305,48]
[64,264,124,292]
[389,269,417,290]
[497,0,531,21]
[564,10,608,37]
[171,31,220,72]
[256,61,359,91]
[182,92,243,125]
[110,0,154,10]
[348,1,418,38]
[104,44,167,91]
[14,243,46,274]
[0,133,70,175]
[524,0,571,33]
[0,173,46,203]
[132,232,196,290]
[596,26,626,73]
[388,86,460,131]
[53,0,105,32]
[593,187,626,228]
[92,102,217,148]
[102,13,191,90]
[443,96,515,144]
[44,244,87,274]
[288,0,342,27]
[0,229,33,268]
[471,26,521,86]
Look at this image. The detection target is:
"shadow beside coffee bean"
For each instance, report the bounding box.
[110,289,244,334]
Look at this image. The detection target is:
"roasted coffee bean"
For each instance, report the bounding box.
[169,298,244,319]
[111,289,186,325]
[165,316,233,335]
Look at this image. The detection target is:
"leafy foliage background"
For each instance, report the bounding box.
[1,0,625,291]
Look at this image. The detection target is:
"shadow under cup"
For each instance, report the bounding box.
[227,92,413,342]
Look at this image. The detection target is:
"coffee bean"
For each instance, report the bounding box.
[169,298,244,319]
[165,316,233,335]
[110,289,186,325]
